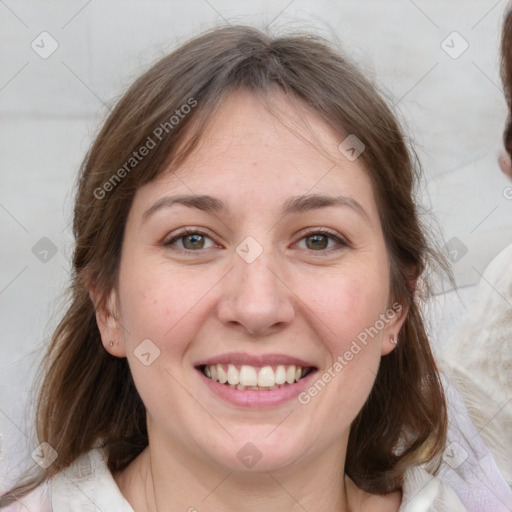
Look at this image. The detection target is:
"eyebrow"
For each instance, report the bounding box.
[142,193,370,223]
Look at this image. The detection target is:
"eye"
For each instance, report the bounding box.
[295,229,349,251]
[163,227,349,253]
[163,228,217,251]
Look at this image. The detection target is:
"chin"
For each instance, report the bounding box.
[206,432,308,474]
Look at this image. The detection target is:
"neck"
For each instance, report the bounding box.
[116,433,352,512]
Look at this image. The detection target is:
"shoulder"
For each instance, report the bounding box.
[346,465,467,512]
[51,447,134,511]
[2,447,133,512]
[398,465,468,512]
[481,242,512,283]
[1,482,51,512]
[459,242,512,315]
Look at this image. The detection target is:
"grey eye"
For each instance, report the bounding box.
[165,231,215,250]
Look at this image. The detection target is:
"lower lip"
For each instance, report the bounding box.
[197,369,318,407]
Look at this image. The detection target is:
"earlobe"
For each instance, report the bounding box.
[381,333,399,356]
[380,300,409,356]
[89,286,126,357]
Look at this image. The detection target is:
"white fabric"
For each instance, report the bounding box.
[442,242,512,486]
[3,446,469,512]
[3,448,132,511]
[437,373,512,511]
[399,464,468,512]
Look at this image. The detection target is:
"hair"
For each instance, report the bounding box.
[1,24,449,505]
[502,5,512,158]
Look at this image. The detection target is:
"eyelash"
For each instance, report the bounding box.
[163,227,349,253]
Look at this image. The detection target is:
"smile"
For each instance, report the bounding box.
[200,363,314,390]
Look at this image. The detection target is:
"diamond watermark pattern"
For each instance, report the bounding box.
[338,134,365,161]
[442,237,468,263]
[32,237,58,263]
[236,236,263,264]
[134,338,161,366]
[441,31,469,59]
[31,442,58,468]
[237,442,262,468]
[31,31,59,59]
[442,441,469,469]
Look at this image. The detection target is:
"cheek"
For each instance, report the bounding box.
[301,264,390,420]
[116,260,214,349]
[305,264,389,352]
[116,261,214,420]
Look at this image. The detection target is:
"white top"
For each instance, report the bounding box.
[442,242,512,485]
[3,446,469,512]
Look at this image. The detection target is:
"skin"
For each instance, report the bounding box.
[499,144,512,179]
[94,90,406,512]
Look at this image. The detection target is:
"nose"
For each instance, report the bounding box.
[216,246,295,337]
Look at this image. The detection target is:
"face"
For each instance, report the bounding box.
[97,90,405,475]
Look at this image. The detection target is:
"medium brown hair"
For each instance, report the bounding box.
[502,5,512,158]
[1,24,448,505]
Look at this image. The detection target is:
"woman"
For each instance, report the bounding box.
[0,25,468,511]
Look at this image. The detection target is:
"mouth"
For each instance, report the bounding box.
[197,363,316,391]
[194,353,319,406]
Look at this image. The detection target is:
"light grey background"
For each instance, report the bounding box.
[1,0,511,489]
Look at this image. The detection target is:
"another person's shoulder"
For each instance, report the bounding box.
[480,241,512,284]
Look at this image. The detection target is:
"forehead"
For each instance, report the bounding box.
[131,90,380,224]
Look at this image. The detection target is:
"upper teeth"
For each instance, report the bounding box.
[203,364,306,388]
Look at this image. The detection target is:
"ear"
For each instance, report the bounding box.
[88,283,127,358]
[380,272,418,355]
[380,299,409,356]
